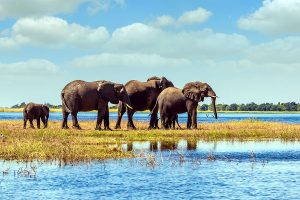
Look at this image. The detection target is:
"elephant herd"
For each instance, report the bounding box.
[23,76,218,130]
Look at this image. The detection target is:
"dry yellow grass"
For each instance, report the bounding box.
[1,120,300,163]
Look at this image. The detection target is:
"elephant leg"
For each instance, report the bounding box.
[71,112,81,129]
[37,118,41,129]
[23,117,28,129]
[160,113,168,129]
[41,116,46,128]
[127,109,136,130]
[115,102,126,129]
[187,114,192,129]
[62,107,70,129]
[191,109,197,129]
[29,118,35,129]
[104,105,111,130]
[95,107,107,130]
[148,112,158,129]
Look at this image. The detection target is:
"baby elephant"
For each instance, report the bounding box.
[23,103,50,129]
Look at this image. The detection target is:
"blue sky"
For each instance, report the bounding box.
[1,0,300,107]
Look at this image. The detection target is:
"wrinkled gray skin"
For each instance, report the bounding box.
[152,82,217,129]
[115,76,174,130]
[61,80,131,130]
[23,103,49,129]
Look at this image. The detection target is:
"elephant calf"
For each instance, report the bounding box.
[23,103,50,129]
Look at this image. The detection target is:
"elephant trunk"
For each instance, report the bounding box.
[211,97,218,119]
[121,94,133,110]
[207,90,217,119]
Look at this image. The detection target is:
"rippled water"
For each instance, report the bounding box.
[1,141,300,199]
[1,112,300,124]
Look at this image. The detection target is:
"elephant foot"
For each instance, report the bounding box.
[127,126,136,130]
[104,127,112,131]
[23,127,26,129]
[72,125,81,130]
[30,126,35,129]
[114,125,121,129]
[95,127,102,131]
[62,126,69,129]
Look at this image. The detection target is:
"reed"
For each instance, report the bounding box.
[1,120,300,163]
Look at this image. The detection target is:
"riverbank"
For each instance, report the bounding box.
[1,120,300,163]
[1,107,300,114]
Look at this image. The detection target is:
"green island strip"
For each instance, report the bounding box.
[1,107,300,114]
[1,120,300,164]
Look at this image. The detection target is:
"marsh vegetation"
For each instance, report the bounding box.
[1,120,300,163]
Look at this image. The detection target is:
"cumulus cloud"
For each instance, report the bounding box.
[238,0,300,35]
[152,7,212,27]
[244,36,300,64]
[0,0,85,19]
[0,59,58,76]
[106,23,250,60]
[0,16,109,49]
[0,0,126,19]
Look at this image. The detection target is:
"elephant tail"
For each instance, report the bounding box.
[175,116,182,129]
[23,107,28,119]
[149,100,159,116]
[61,92,71,113]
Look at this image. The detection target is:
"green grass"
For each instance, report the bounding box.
[1,120,300,163]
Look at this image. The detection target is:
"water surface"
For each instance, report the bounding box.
[1,112,300,124]
[1,141,300,199]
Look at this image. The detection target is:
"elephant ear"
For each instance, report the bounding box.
[114,84,124,95]
[159,77,168,90]
[182,82,201,102]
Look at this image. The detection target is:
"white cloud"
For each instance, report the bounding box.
[107,23,250,60]
[71,53,192,68]
[178,7,212,25]
[0,0,85,19]
[0,59,58,76]
[244,37,300,64]
[238,0,300,35]
[0,16,109,49]
[87,0,126,15]
[0,0,126,19]
[152,7,212,27]
[152,15,177,27]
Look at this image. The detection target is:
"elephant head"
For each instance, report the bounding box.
[182,82,218,119]
[147,76,174,91]
[42,105,50,127]
[97,82,132,109]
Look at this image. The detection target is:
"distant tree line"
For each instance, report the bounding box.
[200,102,300,112]
[10,102,300,111]
[11,102,62,109]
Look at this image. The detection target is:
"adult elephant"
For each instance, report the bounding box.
[114,76,174,130]
[61,80,132,130]
[23,103,50,129]
[152,82,217,129]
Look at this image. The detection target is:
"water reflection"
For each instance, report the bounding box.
[124,140,300,153]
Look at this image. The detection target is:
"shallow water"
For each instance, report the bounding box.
[1,112,300,124]
[1,141,300,199]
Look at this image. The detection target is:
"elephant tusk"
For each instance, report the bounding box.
[211,96,219,98]
[125,104,133,110]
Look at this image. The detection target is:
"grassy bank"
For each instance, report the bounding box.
[1,107,300,114]
[1,120,300,163]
